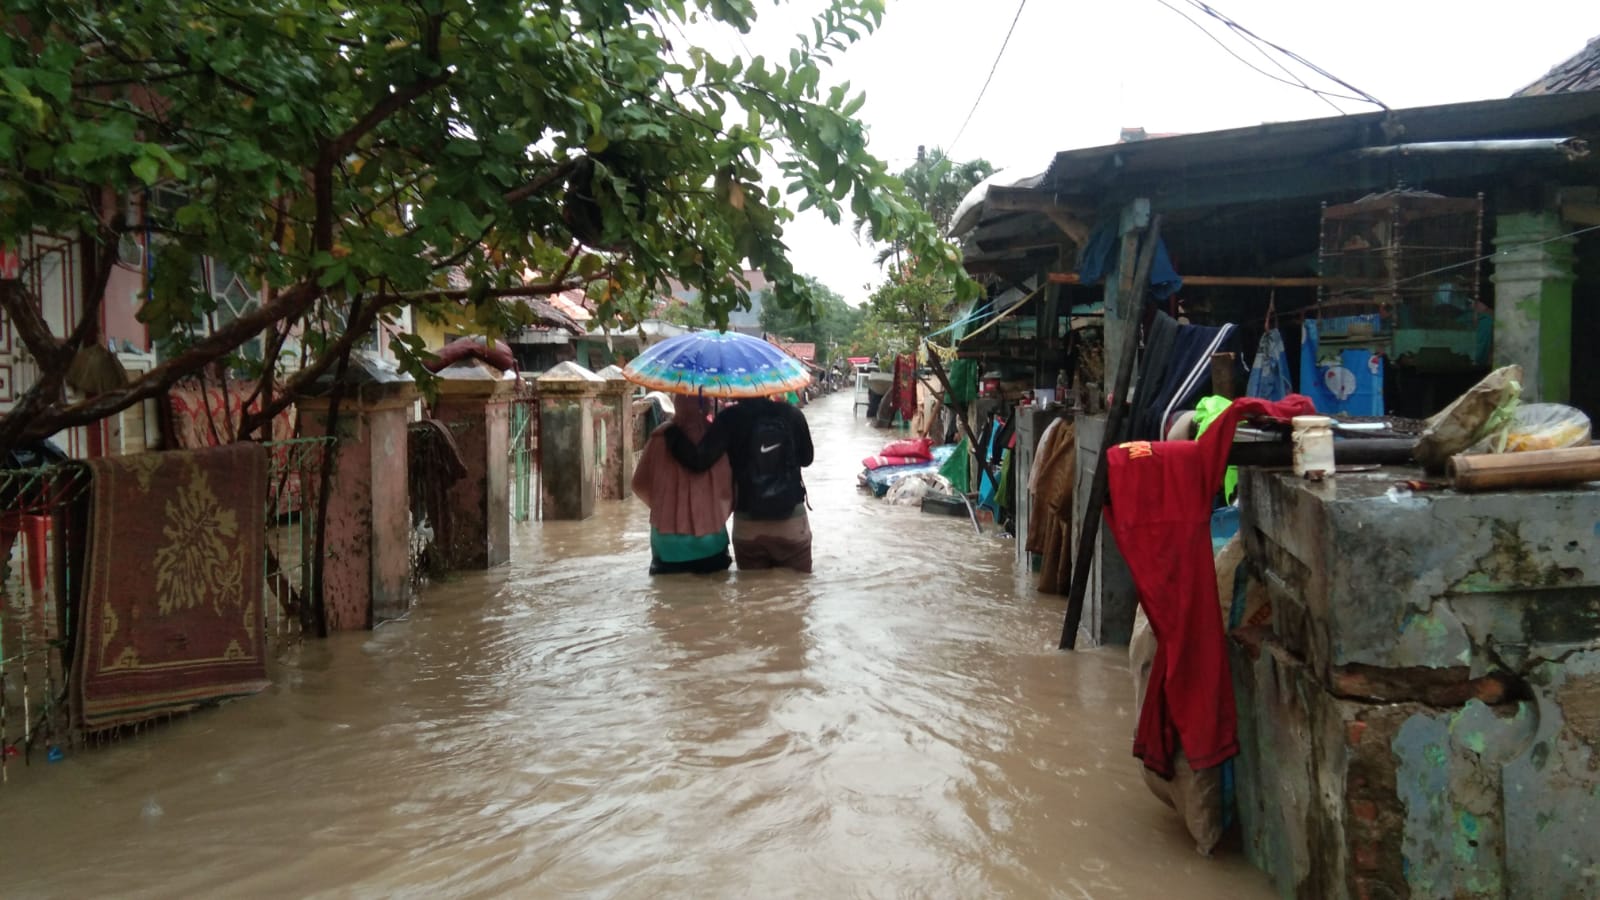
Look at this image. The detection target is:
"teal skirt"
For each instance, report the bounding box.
[649,527,731,575]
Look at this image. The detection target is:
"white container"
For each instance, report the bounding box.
[1292,415,1335,479]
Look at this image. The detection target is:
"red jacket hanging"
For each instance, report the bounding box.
[1104,395,1315,778]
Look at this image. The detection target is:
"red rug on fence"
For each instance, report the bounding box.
[74,443,271,732]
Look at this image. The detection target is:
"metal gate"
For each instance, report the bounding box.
[509,391,538,522]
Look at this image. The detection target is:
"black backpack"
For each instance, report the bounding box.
[740,411,806,518]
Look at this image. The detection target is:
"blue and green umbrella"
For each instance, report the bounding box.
[622,330,811,398]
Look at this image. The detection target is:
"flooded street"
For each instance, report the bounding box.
[0,394,1271,899]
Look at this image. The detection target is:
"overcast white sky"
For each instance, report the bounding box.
[693,0,1600,305]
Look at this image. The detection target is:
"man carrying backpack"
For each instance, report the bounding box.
[663,394,814,573]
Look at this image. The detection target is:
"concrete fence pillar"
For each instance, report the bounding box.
[535,361,605,520]
[595,365,636,501]
[296,364,417,630]
[431,361,515,568]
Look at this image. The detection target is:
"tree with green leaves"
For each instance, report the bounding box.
[853,145,994,266]
[850,147,993,359]
[759,274,860,366]
[0,0,975,452]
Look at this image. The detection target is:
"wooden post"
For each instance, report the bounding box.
[1210,352,1241,399]
[1059,215,1163,650]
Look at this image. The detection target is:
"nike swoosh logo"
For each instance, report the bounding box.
[760,443,781,453]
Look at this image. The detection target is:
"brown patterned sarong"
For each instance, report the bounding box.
[74,444,270,732]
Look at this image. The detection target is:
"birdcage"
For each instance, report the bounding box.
[1318,190,1486,371]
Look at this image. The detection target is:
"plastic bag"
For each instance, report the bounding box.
[1471,403,1592,454]
[884,472,952,506]
[1414,365,1522,471]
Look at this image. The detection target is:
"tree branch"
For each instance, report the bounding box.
[387,279,587,303]
[15,280,321,443]
[329,72,454,160]
[237,294,394,435]
[0,279,66,371]
[504,159,581,206]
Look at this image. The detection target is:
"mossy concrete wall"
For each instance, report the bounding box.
[1234,468,1600,898]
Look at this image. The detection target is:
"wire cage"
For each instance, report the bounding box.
[1318,190,1487,369]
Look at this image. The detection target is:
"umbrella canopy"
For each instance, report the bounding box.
[622,330,810,398]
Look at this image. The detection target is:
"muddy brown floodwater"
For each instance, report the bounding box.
[0,393,1272,899]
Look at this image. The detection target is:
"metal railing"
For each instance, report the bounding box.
[509,393,539,522]
[262,437,335,649]
[0,437,335,785]
[0,464,90,781]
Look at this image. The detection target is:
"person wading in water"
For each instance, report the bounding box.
[631,395,735,575]
[664,394,814,573]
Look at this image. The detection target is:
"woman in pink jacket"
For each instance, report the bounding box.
[630,396,734,575]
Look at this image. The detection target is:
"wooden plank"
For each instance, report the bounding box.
[983,187,1094,218]
[1059,214,1163,651]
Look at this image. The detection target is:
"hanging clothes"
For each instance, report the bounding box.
[1246,328,1293,401]
[1132,318,1237,441]
[1104,394,1315,778]
[1192,395,1239,504]
[1133,310,1181,421]
[893,354,918,423]
[1027,420,1076,595]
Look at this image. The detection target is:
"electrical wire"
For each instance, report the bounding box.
[1183,0,1388,110]
[1387,222,1600,290]
[1191,4,1349,115]
[946,0,1029,154]
[1153,0,1363,112]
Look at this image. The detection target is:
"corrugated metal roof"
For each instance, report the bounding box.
[1517,35,1600,97]
[1043,92,1600,191]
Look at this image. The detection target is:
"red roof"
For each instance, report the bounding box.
[781,342,816,362]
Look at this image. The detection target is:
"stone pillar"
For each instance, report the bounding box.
[1492,211,1576,403]
[594,365,635,501]
[535,361,605,520]
[431,361,515,569]
[297,371,417,630]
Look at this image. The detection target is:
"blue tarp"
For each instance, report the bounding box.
[1075,220,1184,301]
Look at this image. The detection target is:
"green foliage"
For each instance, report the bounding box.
[847,147,992,359]
[758,274,860,365]
[854,269,955,361]
[0,0,974,439]
[854,146,995,265]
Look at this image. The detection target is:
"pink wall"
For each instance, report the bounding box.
[101,263,148,350]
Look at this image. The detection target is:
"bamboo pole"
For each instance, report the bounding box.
[1449,446,1600,493]
[1059,215,1163,650]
